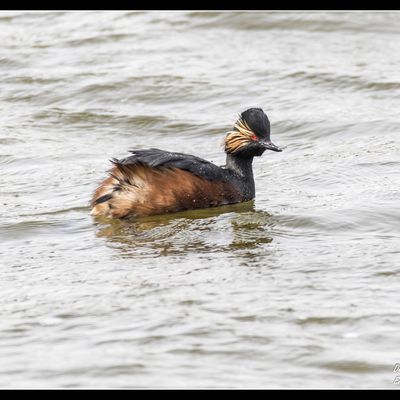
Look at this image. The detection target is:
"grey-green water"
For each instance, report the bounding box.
[1,11,400,388]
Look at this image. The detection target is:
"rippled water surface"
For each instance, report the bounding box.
[1,11,400,388]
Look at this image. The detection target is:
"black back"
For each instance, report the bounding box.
[118,148,228,182]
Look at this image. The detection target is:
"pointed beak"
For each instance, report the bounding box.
[260,140,282,152]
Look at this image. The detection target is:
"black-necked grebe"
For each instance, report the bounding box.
[90,108,282,218]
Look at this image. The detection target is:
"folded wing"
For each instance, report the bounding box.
[90,148,241,218]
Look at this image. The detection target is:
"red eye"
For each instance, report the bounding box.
[251,134,258,141]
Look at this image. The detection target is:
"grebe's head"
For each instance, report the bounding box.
[224,108,282,157]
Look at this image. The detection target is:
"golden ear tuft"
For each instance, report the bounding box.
[223,117,255,154]
[233,118,253,137]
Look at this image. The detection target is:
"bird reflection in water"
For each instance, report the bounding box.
[93,200,275,258]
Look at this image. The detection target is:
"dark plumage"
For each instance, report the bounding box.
[119,149,227,181]
[90,108,282,219]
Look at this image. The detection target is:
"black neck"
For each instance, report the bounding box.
[225,153,255,200]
